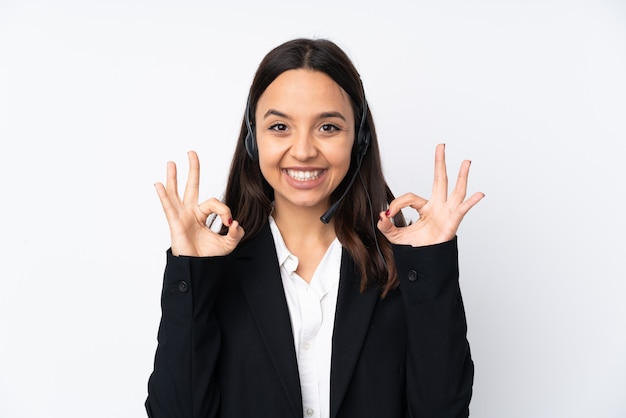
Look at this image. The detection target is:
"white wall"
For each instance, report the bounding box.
[1,1,624,416]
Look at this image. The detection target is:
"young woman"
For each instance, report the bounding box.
[146,38,484,418]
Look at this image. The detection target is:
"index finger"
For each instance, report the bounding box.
[386,192,428,217]
[198,198,235,228]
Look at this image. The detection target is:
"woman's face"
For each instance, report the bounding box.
[255,69,355,215]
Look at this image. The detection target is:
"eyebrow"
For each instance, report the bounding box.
[263,109,347,122]
[319,111,347,121]
[263,109,289,119]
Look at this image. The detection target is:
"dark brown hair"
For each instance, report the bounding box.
[222,38,406,296]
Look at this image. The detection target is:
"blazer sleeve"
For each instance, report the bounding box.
[393,237,474,418]
[145,250,226,418]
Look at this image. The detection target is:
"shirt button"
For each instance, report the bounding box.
[303,342,311,351]
[306,408,314,416]
[177,280,189,292]
[408,270,418,282]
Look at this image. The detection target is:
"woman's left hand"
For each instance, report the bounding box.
[377,144,484,247]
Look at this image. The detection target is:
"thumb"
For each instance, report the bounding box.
[223,220,245,249]
[377,211,396,237]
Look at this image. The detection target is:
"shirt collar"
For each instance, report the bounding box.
[269,216,298,273]
[268,216,342,297]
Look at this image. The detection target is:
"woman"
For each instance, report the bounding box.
[146,38,484,418]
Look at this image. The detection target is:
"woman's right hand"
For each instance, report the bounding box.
[154,151,245,257]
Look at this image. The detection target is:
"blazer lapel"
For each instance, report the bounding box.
[234,225,302,417]
[330,251,380,418]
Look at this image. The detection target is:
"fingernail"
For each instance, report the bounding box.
[228,218,233,225]
[385,210,390,217]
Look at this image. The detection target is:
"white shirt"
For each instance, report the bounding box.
[268,216,342,418]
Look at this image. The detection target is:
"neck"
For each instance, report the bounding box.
[272,203,336,250]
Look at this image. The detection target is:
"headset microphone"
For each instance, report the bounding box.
[320,150,366,224]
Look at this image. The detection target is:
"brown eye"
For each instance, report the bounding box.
[269,123,288,131]
[320,124,340,133]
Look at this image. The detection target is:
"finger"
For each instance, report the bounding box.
[154,182,180,225]
[154,182,168,206]
[198,197,233,226]
[448,159,471,207]
[458,191,485,215]
[182,151,200,206]
[431,143,448,201]
[386,193,428,217]
[377,211,409,244]
[377,210,397,235]
[223,220,246,249]
[165,161,181,205]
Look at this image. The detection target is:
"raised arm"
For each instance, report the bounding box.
[379,144,483,417]
[147,151,243,417]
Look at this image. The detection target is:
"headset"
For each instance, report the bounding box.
[244,86,386,270]
[244,89,371,224]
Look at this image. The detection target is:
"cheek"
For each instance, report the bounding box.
[257,159,275,184]
[329,143,354,172]
[256,148,283,187]
[256,140,279,167]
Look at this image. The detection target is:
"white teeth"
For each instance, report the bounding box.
[286,169,322,181]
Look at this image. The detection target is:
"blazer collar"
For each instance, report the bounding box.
[330,252,380,418]
[234,224,302,417]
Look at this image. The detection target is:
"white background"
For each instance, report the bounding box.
[1,0,625,417]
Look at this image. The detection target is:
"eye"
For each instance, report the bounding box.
[320,123,340,133]
[269,123,288,132]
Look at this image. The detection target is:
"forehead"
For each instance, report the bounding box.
[256,69,354,119]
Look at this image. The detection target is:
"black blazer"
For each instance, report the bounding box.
[146,224,473,418]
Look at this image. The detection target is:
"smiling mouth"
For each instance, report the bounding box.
[285,169,325,181]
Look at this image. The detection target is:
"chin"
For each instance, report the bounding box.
[277,194,331,212]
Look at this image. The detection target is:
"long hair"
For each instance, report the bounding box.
[222,38,406,296]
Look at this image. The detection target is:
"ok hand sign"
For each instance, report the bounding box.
[378,144,484,247]
[155,151,245,257]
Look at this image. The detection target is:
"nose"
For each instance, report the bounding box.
[289,130,318,161]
